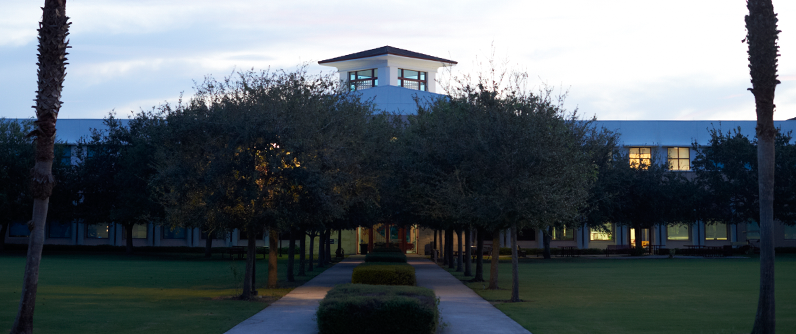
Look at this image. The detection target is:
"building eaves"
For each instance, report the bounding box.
[318,46,457,65]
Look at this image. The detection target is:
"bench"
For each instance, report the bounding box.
[606,245,631,257]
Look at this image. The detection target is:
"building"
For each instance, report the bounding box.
[4,46,796,254]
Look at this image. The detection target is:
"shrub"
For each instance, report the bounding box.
[352,263,416,286]
[365,252,407,263]
[316,284,438,334]
[372,247,403,253]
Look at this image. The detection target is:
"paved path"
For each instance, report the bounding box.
[225,256,364,334]
[225,255,531,334]
[408,256,532,334]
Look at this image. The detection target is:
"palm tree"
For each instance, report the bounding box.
[745,0,780,333]
[10,1,70,333]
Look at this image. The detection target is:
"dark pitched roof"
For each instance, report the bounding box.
[318,46,457,65]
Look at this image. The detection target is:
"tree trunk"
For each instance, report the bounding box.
[336,229,342,257]
[326,228,332,263]
[473,227,484,282]
[543,226,552,259]
[125,224,134,255]
[318,230,326,268]
[11,1,68,332]
[464,226,472,277]
[442,229,448,266]
[0,223,8,251]
[488,230,500,290]
[308,232,315,271]
[433,229,438,253]
[456,228,463,272]
[510,222,520,302]
[746,1,779,332]
[298,229,306,276]
[241,228,257,298]
[204,230,213,258]
[446,228,455,269]
[268,228,278,288]
[287,230,295,282]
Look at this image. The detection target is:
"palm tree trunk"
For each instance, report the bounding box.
[510,222,520,302]
[326,228,332,263]
[268,228,278,288]
[446,228,455,269]
[488,230,500,290]
[464,226,472,277]
[12,1,69,332]
[336,229,342,257]
[746,1,780,332]
[317,230,326,268]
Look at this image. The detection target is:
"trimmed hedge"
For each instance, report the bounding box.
[371,247,403,253]
[352,262,416,286]
[316,284,438,334]
[365,252,407,263]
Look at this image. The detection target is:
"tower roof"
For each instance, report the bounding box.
[318,46,457,65]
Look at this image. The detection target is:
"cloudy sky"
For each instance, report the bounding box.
[1,0,795,120]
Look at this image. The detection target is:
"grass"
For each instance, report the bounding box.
[444,255,796,334]
[0,250,331,334]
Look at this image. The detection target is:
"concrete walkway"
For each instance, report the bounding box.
[408,256,532,334]
[225,255,531,334]
[225,256,364,334]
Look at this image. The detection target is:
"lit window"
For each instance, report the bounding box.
[552,226,574,241]
[746,222,760,240]
[86,224,109,239]
[590,224,613,241]
[162,226,186,239]
[667,225,689,241]
[398,69,427,91]
[785,225,796,240]
[667,147,690,171]
[629,147,651,169]
[705,223,727,241]
[124,224,147,239]
[48,221,72,238]
[348,69,378,91]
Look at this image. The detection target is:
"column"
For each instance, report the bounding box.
[108,224,116,246]
[71,221,78,245]
[153,224,161,247]
[76,223,84,245]
[730,224,738,242]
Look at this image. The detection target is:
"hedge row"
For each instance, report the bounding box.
[365,252,407,263]
[316,284,438,334]
[371,247,403,253]
[352,262,416,286]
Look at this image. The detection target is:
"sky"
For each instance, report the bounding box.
[1,0,795,121]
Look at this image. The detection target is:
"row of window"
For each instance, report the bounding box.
[629,147,691,171]
[348,68,428,92]
[9,222,196,240]
[510,223,789,242]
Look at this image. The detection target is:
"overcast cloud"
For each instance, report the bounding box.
[1,0,795,120]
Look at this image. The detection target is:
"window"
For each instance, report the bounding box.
[9,221,30,237]
[398,69,427,91]
[348,69,378,91]
[517,228,536,241]
[590,224,613,241]
[667,147,690,171]
[629,147,651,169]
[162,226,185,239]
[552,226,574,241]
[56,145,71,166]
[86,224,109,239]
[705,223,728,241]
[667,225,689,241]
[785,225,796,240]
[48,221,72,238]
[746,222,760,240]
[121,224,147,239]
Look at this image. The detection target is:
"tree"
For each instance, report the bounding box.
[0,119,34,252]
[11,1,70,332]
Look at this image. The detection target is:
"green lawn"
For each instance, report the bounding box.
[0,251,329,333]
[445,255,796,334]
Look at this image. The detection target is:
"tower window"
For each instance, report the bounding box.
[348,69,378,91]
[398,69,427,91]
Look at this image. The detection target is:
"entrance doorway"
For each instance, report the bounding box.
[357,224,418,254]
[629,228,650,248]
